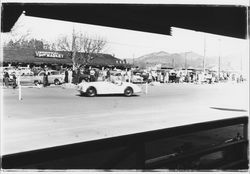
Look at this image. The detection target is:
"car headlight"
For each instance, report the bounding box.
[77,85,83,90]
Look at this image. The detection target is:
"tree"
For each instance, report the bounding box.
[55,29,107,69]
[5,38,44,50]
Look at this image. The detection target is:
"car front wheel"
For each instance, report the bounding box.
[54,79,60,85]
[34,80,39,86]
[124,87,133,97]
[86,87,96,97]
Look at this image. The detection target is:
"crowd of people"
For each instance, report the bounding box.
[142,69,245,84]
[1,64,245,88]
[61,66,245,86]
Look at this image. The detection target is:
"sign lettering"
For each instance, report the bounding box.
[35,51,64,59]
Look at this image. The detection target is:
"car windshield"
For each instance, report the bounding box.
[51,71,60,75]
[39,72,45,76]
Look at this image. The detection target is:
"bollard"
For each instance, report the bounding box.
[19,84,22,100]
[18,76,22,100]
[145,82,148,95]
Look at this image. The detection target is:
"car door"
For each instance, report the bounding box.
[107,81,124,94]
[48,71,56,83]
[53,71,63,82]
[47,72,54,84]
[37,72,45,83]
[95,82,111,94]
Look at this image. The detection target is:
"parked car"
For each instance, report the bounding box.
[77,81,142,97]
[17,67,34,76]
[131,73,144,83]
[0,66,16,75]
[110,71,122,82]
[34,70,64,85]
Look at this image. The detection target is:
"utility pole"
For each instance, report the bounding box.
[172,57,175,69]
[203,35,206,73]
[133,53,135,67]
[218,38,221,80]
[185,52,187,70]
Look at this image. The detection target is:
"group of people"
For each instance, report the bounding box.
[2,64,245,88]
[60,66,245,85]
[63,67,113,84]
[140,69,244,84]
[2,71,17,88]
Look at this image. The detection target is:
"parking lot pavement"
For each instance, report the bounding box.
[2,82,249,154]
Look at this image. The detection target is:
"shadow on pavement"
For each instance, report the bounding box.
[76,94,140,97]
[210,107,247,112]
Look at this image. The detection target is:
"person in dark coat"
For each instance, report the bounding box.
[3,71,10,87]
[12,73,17,89]
[45,71,49,86]
[89,68,95,82]
[64,68,69,83]
[72,70,77,84]
[43,73,47,87]
[106,69,111,81]
[77,68,81,84]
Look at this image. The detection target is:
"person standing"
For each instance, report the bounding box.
[165,71,169,83]
[77,68,81,84]
[90,68,96,82]
[45,70,49,86]
[43,73,47,87]
[94,69,99,81]
[176,70,181,83]
[72,69,77,84]
[3,71,10,88]
[68,68,73,83]
[102,69,107,81]
[106,68,111,81]
[12,73,17,89]
[64,68,69,83]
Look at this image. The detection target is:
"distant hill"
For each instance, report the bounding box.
[127,51,238,70]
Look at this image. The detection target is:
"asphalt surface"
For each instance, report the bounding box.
[1,82,249,155]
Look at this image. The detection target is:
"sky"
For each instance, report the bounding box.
[2,14,248,59]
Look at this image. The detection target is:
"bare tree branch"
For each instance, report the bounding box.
[55,30,107,68]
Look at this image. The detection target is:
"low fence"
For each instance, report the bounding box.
[2,116,248,170]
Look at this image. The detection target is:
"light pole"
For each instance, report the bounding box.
[218,38,221,81]
[185,52,188,71]
[203,35,206,73]
[172,57,175,69]
[132,53,135,67]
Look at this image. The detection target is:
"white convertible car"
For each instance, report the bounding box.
[77,81,142,97]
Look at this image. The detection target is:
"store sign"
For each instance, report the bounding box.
[35,51,64,59]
